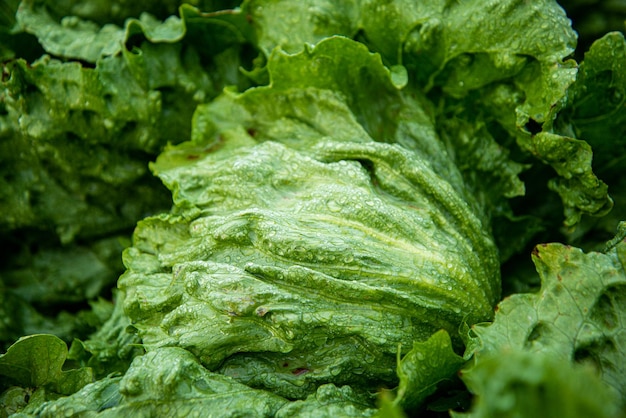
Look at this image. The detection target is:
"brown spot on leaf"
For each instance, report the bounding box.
[204,135,224,153]
[292,368,309,376]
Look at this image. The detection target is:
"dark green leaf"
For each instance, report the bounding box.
[0,334,92,395]
[394,330,465,410]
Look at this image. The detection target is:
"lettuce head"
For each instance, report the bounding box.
[1,0,625,417]
[119,37,501,400]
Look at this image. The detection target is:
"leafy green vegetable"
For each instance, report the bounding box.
[67,291,144,379]
[24,348,289,417]
[118,35,500,400]
[394,330,465,410]
[1,0,626,417]
[465,239,626,400]
[453,351,622,418]
[456,235,626,416]
[239,0,614,231]
[275,384,376,418]
[551,32,626,248]
[0,334,92,397]
[0,0,256,350]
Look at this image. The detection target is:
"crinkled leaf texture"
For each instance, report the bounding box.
[241,0,611,228]
[23,347,288,417]
[522,131,612,228]
[453,351,622,418]
[120,36,500,401]
[458,237,626,416]
[0,1,256,347]
[15,346,382,417]
[0,4,250,244]
[551,32,626,238]
[472,241,626,392]
[274,384,377,418]
[14,2,251,63]
[555,32,626,181]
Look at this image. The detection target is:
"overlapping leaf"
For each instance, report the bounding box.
[0,334,93,395]
[459,237,626,415]
[0,1,256,348]
[121,36,500,402]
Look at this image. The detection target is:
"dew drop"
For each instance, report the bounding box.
[326,199,342,212]
[329,365,342,376]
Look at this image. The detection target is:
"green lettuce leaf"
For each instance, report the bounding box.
[471,241,626,393]
[393,330,465,411]
[523,131,612,228]
[18,0,181,28]
[453,350,622,418]
[551,32,626,242]
[120,36,500,401]
[67,290,144,379]
[15,0,127,62]
[240,0,359,55]
[0,334,93,413]
[31,0,241,27]
[507,29,626,232]
[21,377,123,418]
[240,0,613,231]
[2,1,625,417]
[18,347,288,417]
[0,3,257,347]
[15,2,253,64]
[241,0,576,125]
[275,384,377,418]
[459,236,626,415]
